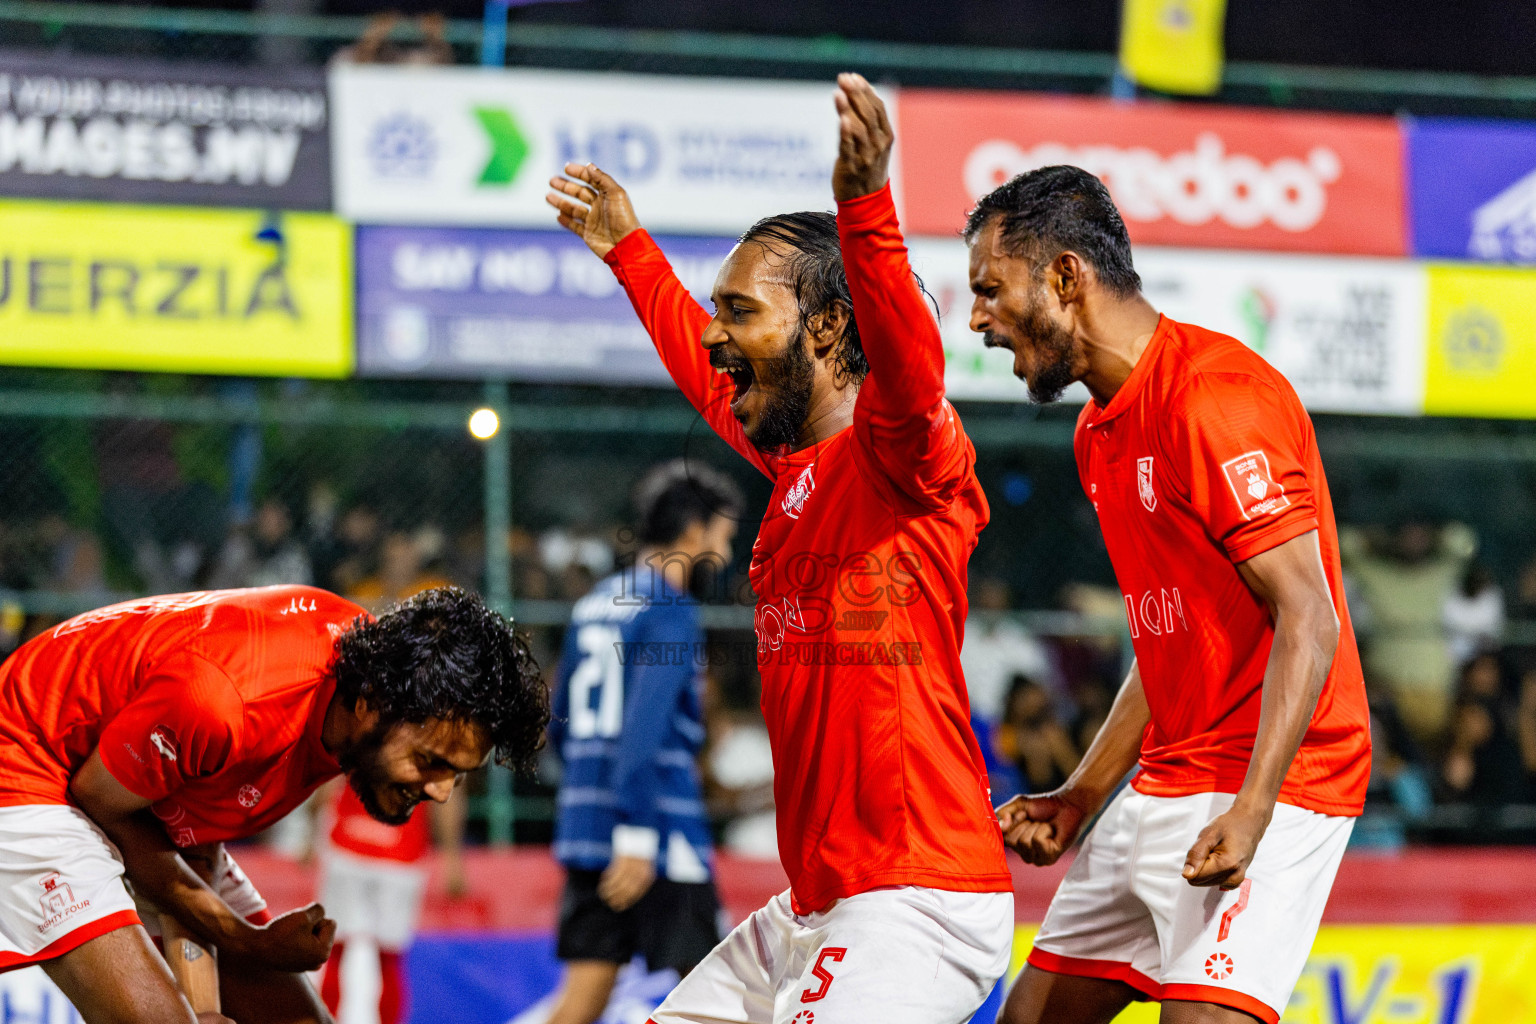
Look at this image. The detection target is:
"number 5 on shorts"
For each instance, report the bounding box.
[800,947,847,1003]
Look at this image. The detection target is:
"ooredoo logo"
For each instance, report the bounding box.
[963,133,1341,233]
[237,785,263,809]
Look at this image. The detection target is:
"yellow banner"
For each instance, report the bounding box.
[0,200,352,377]
[1010,924,1536,1022]
[1119,0,1228,95]
[1425,263,1536,418]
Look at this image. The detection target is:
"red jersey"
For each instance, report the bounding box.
[606,184,1011,913]
[1075,316,1370,816]
[327,783,431,863]
[0,586,368,846]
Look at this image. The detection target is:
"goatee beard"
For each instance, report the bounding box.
[1020,307,1079,405]
[749,326,816,453]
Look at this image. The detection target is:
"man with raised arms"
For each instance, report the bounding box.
[546,74,1013,1024]
[971,166,1371,1024]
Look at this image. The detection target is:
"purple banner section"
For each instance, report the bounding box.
[355,224,737,383]
[1408,117,1536,262]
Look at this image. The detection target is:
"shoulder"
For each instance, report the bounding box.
[1159,319,1299,420]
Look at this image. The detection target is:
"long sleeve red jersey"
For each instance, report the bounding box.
[604,184,1011,913]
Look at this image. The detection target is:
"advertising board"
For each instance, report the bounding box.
[332,65,855,234]
[355,224,734,383]
[1424,263,1536,418]
[897,91,1406,256]
[0,199,352,377]
[906,239,1426,413]
[1408,117,1536,263]
[0,49,331,209]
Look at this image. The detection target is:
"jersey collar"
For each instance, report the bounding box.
[769,422,853,471]
[1086,313,1172,426]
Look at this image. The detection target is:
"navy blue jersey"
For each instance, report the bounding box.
[550,565,713,880]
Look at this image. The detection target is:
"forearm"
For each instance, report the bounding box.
[104,812,254,950]
[1233,612,1337,822]
[835,185,945,415]
[1061,663,1150,810]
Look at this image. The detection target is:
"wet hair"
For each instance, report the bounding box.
[740,211,868,384]
[633,458,744,545]
[330,586,549,774]
[963,165,1142,299]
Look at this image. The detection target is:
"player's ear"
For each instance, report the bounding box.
[1053,252,1085,307]
[807,301,851,361]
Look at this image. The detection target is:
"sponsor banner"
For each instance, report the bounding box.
[0,200,352,377]
[356,224,735,382]
[897,91,1406,256]
[332,65,852,233]
[907,239,1426,413]
[1424,263,1536,418]
[0,50,330,209]
[1408,117,1536,263]
[1009,924,1536,1023]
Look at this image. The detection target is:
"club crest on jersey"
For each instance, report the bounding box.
[149,725,180,762]
[1220,450,1291,520]
[782,466,816,520]
[1136,456,1157,512]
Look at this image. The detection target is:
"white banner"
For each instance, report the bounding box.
[907,240,1427,413]
[331,65,866,233]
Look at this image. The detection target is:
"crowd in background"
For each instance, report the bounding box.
[2,472,1536,847]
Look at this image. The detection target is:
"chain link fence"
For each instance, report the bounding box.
[4,1,1536,846]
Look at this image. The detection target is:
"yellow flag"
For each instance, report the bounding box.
[1119,0,1227,95]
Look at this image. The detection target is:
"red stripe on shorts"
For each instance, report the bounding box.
[1026,947,1160,1001]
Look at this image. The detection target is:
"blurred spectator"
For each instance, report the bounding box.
[1070,673,1117,755]
[1440,653,1526,806]
[703,668,776,859]
[962,577,1057,723]
[1517,668,1536,783]
[316,781,466,1024]
[1363,675,1432,815]
[331,10,453,65]
[329,504,384,595]
[208,497,314,590]
[348,528,454,614]
[992,674,1080,793]
[1443,562,1505,667]
[1341,520,1477,748]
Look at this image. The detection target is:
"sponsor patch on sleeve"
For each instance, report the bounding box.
[1220,450,1291,520]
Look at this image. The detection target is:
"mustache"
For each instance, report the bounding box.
[982,331,1009,350]
[709,348,752,374]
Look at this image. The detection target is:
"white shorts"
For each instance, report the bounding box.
[136,844,269,939]
[1029,788,1353,1024]
[650,886,1013,1024]
[0,804,141,971]
[317,848,427,951]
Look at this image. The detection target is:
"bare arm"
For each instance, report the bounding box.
[995,662,1147,865]
[1182,529,1339,889]
[70,750,335,971]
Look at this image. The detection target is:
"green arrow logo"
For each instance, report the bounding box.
[474,106,529,187]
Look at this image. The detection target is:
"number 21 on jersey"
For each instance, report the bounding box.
[568,624,623,738]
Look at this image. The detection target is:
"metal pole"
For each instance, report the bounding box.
[479,0,509,67]
[482,379,512,617]
[481,379,516,845]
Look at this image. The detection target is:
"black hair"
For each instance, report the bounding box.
[740,211,868,384]
[331,586,549,774]
[963,165,1142,299]
[633,459,744,546]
